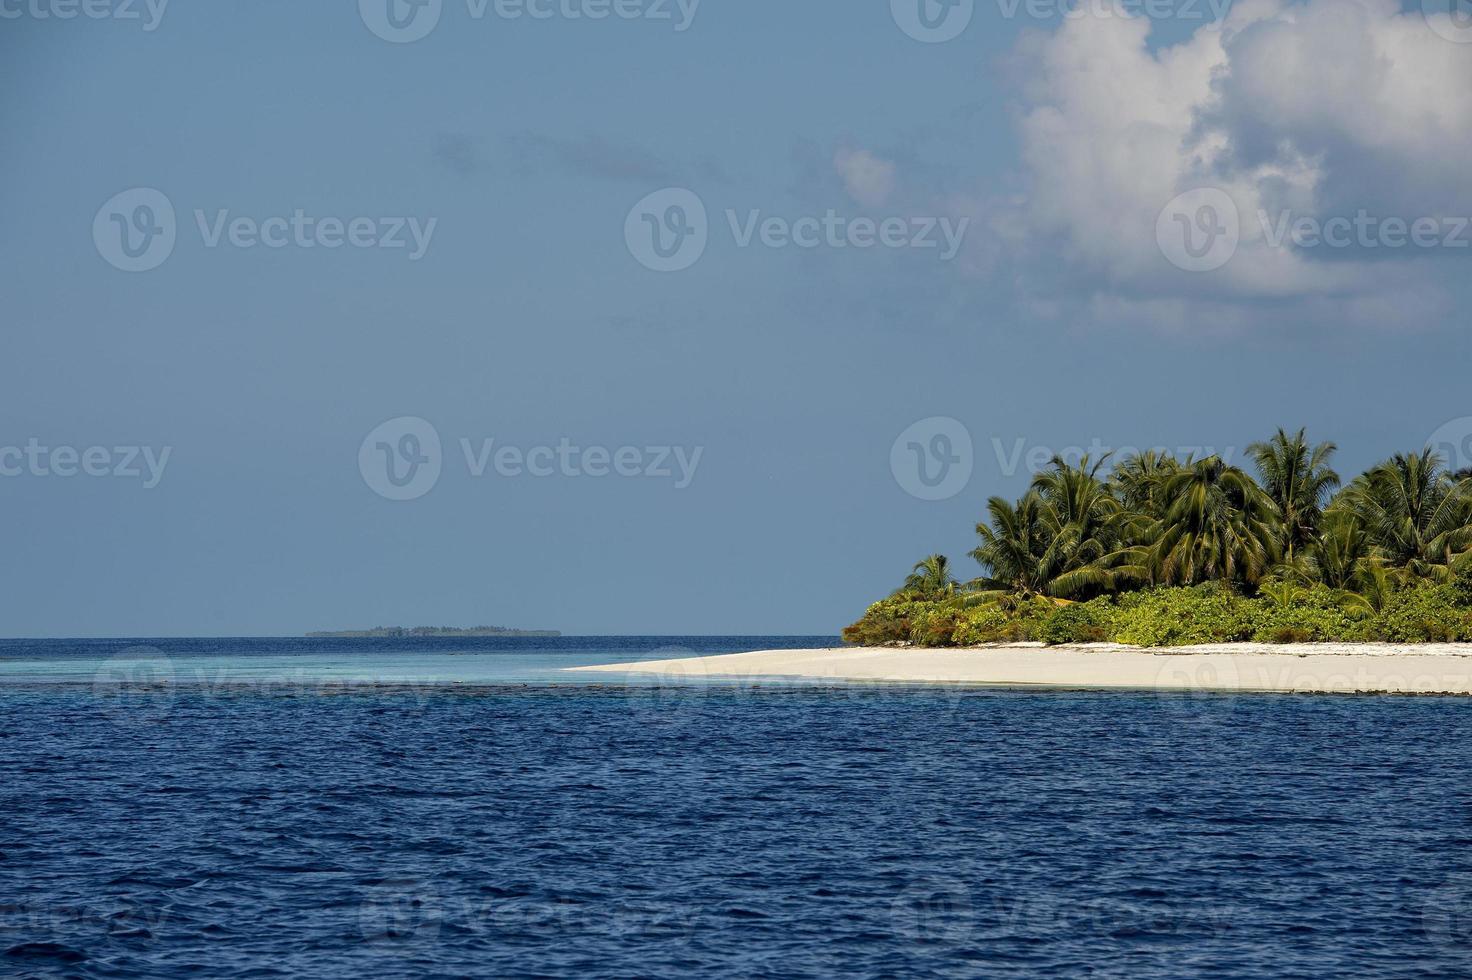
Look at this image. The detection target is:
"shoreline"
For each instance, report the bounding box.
[566,643,1472,695]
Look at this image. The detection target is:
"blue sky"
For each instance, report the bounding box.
[2,0,1470,636]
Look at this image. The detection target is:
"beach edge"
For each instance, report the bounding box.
[564,644,1472,695]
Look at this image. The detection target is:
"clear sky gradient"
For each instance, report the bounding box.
[2,0,1470,636]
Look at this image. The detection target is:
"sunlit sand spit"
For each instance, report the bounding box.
[567,644,1472,696]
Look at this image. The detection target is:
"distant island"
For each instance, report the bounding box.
[307,626,561,638]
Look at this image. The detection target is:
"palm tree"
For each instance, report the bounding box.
[902,554,956,598]
[1110,450,1182,519]
[1309,510,1374,591]
[1249,428,1340,559]
[1107,451,1183,559]
[964,455,1127,602]
[1337,449,1472,582]
[969,493,1064,600]
[1144,456,1282,588]
[1031,455,1122,598]
[1273,510,1391,614]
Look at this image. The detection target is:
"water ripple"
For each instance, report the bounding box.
[2,686,1472,977]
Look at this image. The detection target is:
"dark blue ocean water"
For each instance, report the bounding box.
[3,637,1472,978]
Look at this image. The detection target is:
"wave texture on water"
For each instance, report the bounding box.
[3,646,1472,977]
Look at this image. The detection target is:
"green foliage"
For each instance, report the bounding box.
[1147,458,1282,589]
[1109,586,1262,647]
[1248,428,1340,559]
[969,456,1122,602]
[948,606,1016,646]
[1367,583,1472,642]
[907,604,970,647]
[1034,599,1114,645]
[1250,585,1364,643]
[1452,566,1472,607]
[848,430,1472,647]
[844,573,1472,649]
[902,554,956,599]
[841,596,931,647]
[1337,449,1472,583]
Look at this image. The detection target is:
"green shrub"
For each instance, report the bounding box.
[1368,584,1472,642]
[951,605,1036,646]
[842,595,937,646]
[1451,567,1472,608]
[846,576,1472,649]
[908,605,969,647]
[1110,585,1263,647]
[1035,599,1114,645]
[1251,586,1364,643]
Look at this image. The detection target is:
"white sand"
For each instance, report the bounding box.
[567,644,1472,695]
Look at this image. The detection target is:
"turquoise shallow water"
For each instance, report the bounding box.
[5,638,1472,978]
[0,636,838,687]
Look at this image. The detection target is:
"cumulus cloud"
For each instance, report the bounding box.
[833,148,898,208]
[1000,0,1472,332]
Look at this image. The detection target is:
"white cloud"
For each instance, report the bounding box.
[833,148,897,208]
[1001,0,1472,331]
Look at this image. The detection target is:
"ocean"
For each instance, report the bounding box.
[2,637,1471,977]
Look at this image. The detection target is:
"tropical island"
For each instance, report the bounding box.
[307,625,561,638]
[574,429,1472,694]
[844,429,1472,648]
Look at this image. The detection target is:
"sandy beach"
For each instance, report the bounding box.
[567,644,1472,695]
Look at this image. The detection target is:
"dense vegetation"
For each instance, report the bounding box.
[845,430,1472,648]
